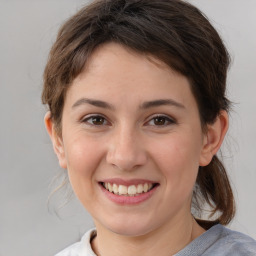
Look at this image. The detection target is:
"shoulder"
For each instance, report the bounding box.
[215,225,256,255]
[54,229,97,256]
[175,224,256,256]
[202,225,256,255]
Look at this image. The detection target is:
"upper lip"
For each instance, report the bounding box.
[99,178,159,186]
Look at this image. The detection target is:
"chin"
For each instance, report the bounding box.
[111,227,150,237]
[105,219,156,237]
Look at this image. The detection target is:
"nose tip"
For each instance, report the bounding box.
[106,134,147,171]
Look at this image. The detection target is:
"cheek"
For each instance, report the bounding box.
[63,135,104,195]
[152,134,201,193]
[67,141,94,173]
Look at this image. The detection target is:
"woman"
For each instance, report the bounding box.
[42,0,256,255]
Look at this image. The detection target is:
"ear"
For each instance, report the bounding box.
[199,110,229,166]
[44,112,67,169]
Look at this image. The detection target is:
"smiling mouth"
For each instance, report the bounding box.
[99,182,159,196]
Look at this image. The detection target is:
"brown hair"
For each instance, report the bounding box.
[42,0,235,228]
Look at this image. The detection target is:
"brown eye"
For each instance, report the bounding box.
[83,115,108,126]
[153,116,167,125]
[91,116,105,125]
[147,115,175,126]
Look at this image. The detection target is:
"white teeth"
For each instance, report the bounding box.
[103,182,154,196]
[137,184,144,193]
[119,185,128,195]
[128,185,136,195]
[143,183,149,193]
[108,183,113,193]
[113,184,118,194]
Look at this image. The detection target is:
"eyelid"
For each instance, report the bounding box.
[80,113,176,127]
[81,114,111,126]
[145,114,176,126]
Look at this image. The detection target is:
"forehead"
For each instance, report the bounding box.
[79,42,173,80]
[66,42,196,110]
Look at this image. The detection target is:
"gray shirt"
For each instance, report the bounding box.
[55,225,256,255]
[175,224,256,256]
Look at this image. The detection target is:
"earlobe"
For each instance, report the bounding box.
[44,112,67,169]
[199,111,229,166]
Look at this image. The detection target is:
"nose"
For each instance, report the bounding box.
[106,126,147,171]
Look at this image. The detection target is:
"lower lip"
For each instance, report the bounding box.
[99,184,158,205]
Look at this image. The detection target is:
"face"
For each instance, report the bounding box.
[48,43,215,237]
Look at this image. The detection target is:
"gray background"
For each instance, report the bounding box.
[0,0,255,255]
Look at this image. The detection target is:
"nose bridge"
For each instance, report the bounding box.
[106,123,147,171]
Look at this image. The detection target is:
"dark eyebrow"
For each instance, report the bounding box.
[72,98,115,110]
[140,99,185,109]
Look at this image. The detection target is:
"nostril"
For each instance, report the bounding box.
[106,150,148,171]
[106,135,147,171]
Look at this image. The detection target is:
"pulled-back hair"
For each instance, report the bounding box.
[42,0,235,229]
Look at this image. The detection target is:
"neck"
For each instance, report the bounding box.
[91,214,205,256]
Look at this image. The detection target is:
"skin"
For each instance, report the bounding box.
[45,42,228,256]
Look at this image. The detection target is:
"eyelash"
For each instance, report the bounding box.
[82,115,110,126]
[81,114,176,127]
[146,115,176,126]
